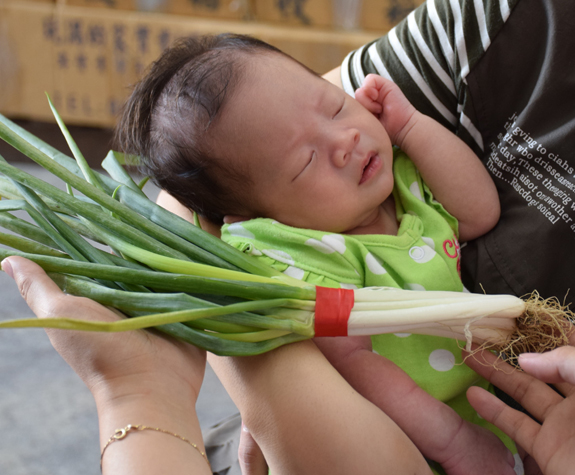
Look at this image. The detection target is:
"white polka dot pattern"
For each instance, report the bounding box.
[262,249,295,265]
[305,238,336,254]
[321,234,347,254]
[365,252,387,275]
[283,266,305,280]
[408,244,436,264]
[340,282,358,289]
[409,181,424,201]
[227,223,255,239]
[513,454,524,475]
[404,283,426,291]
[421,236,435,249]
[409,246,425,260]
[428,349,456,372]
[305,234,347,254]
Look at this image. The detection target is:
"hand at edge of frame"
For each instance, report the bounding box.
[464,342,575,475]
[1,256,207,406]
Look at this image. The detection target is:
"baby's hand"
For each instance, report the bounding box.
[355,74,418,147]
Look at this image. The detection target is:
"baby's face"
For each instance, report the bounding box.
[212,53,394,233]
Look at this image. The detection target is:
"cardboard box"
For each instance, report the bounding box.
[60,0,252,20]
[59,0,148,10]
[0,1,378,127]
[253,0,333,28]
[168,0,252,20]
[253,0,422,31]
[361,0,424,32]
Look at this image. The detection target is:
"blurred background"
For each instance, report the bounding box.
[0,0,421,472]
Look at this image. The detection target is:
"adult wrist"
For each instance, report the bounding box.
[96,393,209,474]
[100,424,211,473]
[95,392,200,441]
[90,364,200,400]
[95,385,206,470]
[91,372,200,430]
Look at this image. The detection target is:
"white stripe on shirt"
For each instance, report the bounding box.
[388,28,457,125]
[367,43,393,80]
[407,11,456,95]
[341,52,355,97]
[499,0,511,21]
[427,0,455,72]
[474,0,491,50]
[352,44,367,87]
[449,0,470,80]
[460,111,484,150]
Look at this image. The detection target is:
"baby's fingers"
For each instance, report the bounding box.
[467,386,540,457]
[354,87,383,114]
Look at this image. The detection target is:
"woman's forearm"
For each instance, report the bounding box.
[95,384,211,475]
[323,66,342,88]
[4,255,212,475]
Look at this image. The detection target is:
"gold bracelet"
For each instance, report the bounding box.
[100,424,211,472]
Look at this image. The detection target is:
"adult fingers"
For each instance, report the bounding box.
[239,424,268,475]
[2,257,67,319]
[464,349,563,421]
[553,381,575,397]
[3,256,119,323]
[518,347,575,386]
[467,385,540,456]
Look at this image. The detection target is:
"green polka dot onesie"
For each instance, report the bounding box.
[221,150,516,473]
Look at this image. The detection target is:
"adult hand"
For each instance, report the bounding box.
[2,256,210,474]
[239,424,268,475]
[2,256,206,400]
[465,338,575,475]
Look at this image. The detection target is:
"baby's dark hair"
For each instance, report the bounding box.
[114,33,286,224]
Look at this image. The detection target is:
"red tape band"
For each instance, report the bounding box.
[314,287,355,337]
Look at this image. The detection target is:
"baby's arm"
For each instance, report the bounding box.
[315,336,517,475]
[355,74,500,242]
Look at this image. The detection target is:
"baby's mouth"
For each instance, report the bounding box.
[359,154,379,184]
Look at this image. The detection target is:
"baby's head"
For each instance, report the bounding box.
[116,34,394,233]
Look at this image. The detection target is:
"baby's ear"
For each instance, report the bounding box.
[223,214,251,224]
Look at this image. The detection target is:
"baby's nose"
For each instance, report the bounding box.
[333,129,360,167]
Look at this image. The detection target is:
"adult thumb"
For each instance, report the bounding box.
[239,424,268,475]
[1,256,65,319]
[519,347,575,386]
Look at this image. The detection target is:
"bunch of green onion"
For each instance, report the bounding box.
[0,104,571,357]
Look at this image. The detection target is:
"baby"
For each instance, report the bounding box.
[116,33,515,475]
